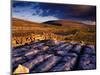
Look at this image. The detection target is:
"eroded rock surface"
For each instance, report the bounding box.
[12,40,96,74]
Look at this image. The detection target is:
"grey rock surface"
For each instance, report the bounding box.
[12,40,96,73]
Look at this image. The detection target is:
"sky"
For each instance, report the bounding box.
[12,1,96,24]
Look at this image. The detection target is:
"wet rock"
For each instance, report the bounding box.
[78,54,96,70]
[12,40,96,73]
[34,56,61,72]
[25,49,40,56]
[22,54,53,70]
[50,53,77,71]
[83,45,96,54]
[70,44,82,54]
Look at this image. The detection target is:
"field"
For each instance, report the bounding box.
[12,18,96,47]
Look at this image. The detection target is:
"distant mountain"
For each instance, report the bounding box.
[43,20,62,26]
[43,20,95,29]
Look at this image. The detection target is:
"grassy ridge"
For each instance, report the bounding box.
[12,18,96,45]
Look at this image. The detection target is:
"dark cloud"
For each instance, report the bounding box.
[12,1,96,21]
[69,5,96,20]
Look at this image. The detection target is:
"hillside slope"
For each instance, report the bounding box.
[12,18,96,46]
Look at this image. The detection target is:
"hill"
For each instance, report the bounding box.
[12,18,96,46]
[43,20,95,29]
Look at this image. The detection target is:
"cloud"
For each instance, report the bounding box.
[12,1,96,22]
[81,20,96,25]
[12,1,59,22]
[13,13,59,23]
[69,5,96,21]
[13,1,39,8]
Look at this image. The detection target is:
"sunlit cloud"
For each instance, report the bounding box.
[13,15,59,23]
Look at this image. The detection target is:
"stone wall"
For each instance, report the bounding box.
[12,32,65,47]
